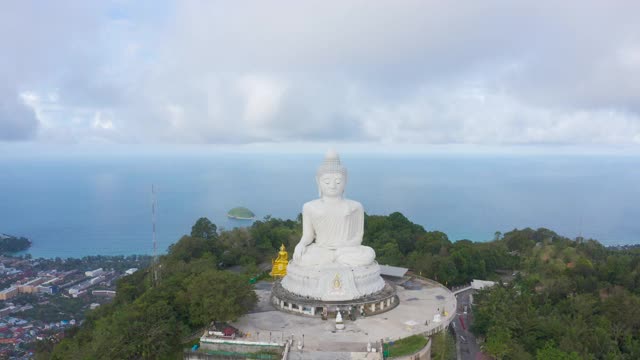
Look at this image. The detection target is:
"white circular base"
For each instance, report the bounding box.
[281,262,385,301]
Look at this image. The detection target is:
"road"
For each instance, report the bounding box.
[452,289,485,360]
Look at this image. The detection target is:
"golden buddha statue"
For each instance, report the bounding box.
[270,244,289,277]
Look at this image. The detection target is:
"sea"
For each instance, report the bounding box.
[1,151,639,258]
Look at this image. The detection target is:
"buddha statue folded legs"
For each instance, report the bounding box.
[295,244,376,266]
[337,245,376,266]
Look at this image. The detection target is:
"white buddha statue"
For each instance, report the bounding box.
[292,149,376,267]
[281,150,385,301]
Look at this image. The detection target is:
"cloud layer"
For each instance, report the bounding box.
[2,1,640,146]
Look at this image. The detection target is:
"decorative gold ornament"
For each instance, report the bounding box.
[333,274,342,289]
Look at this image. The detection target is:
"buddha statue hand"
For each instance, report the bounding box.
[293,243,306,263]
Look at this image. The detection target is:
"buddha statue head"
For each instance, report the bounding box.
[316,149,347,199]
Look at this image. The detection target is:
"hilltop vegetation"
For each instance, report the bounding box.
[364,212,517,284]
[47,218,258,360]
[44,213,640,359]
[45,212,510,359]
[472,228,640,359]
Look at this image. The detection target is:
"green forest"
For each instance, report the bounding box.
[472,229,640,359]
[42,213,640,359]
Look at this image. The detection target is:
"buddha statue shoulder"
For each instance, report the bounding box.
[292,150,376,267]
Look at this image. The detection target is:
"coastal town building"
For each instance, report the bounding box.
[85,268,104,277]
[0,288,18,301]
[92,290,116,297]
[0,255,149,358]
[36,285,57,295]
[17,277,47,294]
[69,276,105,296]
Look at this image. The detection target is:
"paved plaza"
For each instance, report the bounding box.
[232,277,457,355]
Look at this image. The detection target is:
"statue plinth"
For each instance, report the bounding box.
[281,262,385,301]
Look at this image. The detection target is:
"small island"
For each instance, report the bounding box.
[0,233,32,254]
[227,206,256,220]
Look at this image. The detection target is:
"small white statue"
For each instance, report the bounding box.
[292,149,376,267]
[335,311,345,330]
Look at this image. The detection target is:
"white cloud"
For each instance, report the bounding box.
[2,1,640,148]
[92,111,114,130]
[236,75,287,136]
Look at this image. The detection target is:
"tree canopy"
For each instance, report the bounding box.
[45,214,640,359]
[49,218,257,359]
[472,228,640,359]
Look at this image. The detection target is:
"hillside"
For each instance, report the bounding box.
[43,214,640,359]
[472,229,640,359]
[227,206,256,219]
[0,233,31,254]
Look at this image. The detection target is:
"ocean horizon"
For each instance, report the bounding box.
[1,152,639,258]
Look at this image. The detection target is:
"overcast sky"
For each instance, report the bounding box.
[1,1,639,151]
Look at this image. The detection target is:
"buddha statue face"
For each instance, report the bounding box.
[317,172,346,199]
[316,149,348,199]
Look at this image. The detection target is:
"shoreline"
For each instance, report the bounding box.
[2,253,154,261]
[7,237,639,261]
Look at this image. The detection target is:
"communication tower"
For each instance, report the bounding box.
[152,185,159,286]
